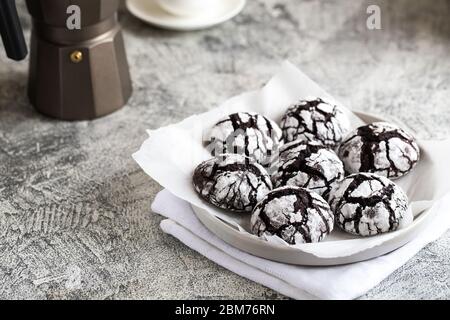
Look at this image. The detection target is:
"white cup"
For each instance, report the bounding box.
[156,0,221,17]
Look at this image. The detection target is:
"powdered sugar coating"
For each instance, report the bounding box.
[207,112,282,168]
[193,154,272,213]
[329,173,411,236]
[272,141,345,199]
[280,97,350,147]
[338,122,420,179]
[251,186,334,244]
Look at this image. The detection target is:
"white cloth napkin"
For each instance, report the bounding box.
[152,189,450,300]
[133,61,450,299]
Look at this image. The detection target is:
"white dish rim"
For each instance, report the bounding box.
[125,0,247,31]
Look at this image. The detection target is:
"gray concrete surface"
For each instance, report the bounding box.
[0,0,449,300]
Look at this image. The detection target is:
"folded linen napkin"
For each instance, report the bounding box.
[152,189,450,300]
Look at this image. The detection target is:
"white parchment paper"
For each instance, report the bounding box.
[133,61,450,258]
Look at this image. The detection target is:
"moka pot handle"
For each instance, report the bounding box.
[0,0,27,61]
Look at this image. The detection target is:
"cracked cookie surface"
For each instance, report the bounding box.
[251,186,334,244]
[207,112,282,169]
[329,173,411,236]
[280,97,350,147]
[272,141,345,199]
[193,154,272,213]
[338,122,420,179]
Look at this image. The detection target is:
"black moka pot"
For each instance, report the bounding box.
[0,0,132,120]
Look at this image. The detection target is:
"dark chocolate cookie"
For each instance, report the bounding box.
[251,186,334,244]
[338,122,420,179]
[329,173,412,236]
[207,112,282,169]
[272,141,345,199]
[280,97,350,147]
[193,154,272,212]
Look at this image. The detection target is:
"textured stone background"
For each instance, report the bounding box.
[0,0,449,299]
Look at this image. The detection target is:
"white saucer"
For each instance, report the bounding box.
[126,0,246,31]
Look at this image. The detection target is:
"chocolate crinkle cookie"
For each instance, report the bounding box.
[207,112,282,169]
[338,122,420,179]
[272,141,345,199]
[193,154,272,213]
[251,186,334,244]
[280,97,350,148]
[329,173,412,237]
